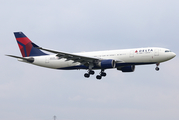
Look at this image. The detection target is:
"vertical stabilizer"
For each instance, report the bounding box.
[14,32,47,57]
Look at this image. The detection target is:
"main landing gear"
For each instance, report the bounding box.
[84,63,107,80]
[84,70,95,78]
[84,69,107,80]
[155,63,160,71]
[84,63,95,78]
[96,69,106,80]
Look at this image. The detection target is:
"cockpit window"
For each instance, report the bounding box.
[165,50,171,52]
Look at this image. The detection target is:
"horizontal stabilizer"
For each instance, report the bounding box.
[6,55,34,63]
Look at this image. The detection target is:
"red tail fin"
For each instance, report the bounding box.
[14,32,47,57]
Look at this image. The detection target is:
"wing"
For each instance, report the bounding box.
[33,43,123,67]
[34,46,100,65]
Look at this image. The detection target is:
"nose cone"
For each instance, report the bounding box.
[171,52,176,59]
[164,52,176,62]
[169,52,176,59]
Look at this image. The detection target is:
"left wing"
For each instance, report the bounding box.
[32,43,100,65]
[33,43,123,66]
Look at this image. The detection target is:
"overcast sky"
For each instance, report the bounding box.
[1,0,179,120]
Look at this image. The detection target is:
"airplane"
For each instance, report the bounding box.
[7,32,176,79]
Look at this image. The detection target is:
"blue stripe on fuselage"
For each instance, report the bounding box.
[57,62,157,70]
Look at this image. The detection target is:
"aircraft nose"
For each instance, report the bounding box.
[171,52,176,58]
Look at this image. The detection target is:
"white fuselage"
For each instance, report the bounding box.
[19,47,176,70]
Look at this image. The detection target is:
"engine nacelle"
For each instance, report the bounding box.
[98,59,116,69]
[117,65,135,72]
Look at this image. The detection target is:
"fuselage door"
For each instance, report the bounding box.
[154,49,159,56]
[45,57,49,63]
[130,50,134,57]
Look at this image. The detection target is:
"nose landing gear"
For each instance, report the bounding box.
[155,67,159,71]
[155,63,160,71]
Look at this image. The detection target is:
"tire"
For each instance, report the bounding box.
[101,72,106,77]
[84,73,90,78]
[96,75,102,80]
[89,70,95,75]
[155,67,159,71]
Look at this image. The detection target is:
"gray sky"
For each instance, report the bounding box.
[1,0,179,120]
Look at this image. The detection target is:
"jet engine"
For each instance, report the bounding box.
[117,65,135,72]
[97,59,116,69]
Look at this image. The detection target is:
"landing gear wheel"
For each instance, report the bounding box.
[96,75,102,80]
[155,67,159,71]
[89,70,95,75]
[155,63,160,71]
[84,73,90,78]
[101,72,106,77]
